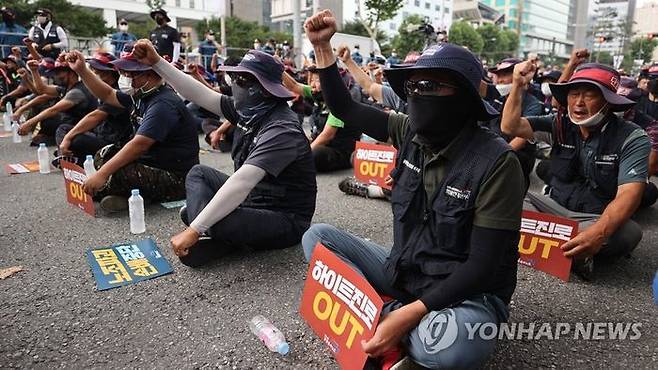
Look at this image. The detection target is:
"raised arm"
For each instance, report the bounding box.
[500,60,537,140]
[26,60,59,96]
[336,45,384,103]
[304,10,389,141]
[281,70,305,96]
[66,50,122,108]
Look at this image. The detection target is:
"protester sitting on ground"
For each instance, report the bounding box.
[27,8,68,60]
[55,52,133,164]
[485,57,543,188]
[18,57,97,146]
[336,44,407,113]
[65,48,199,212]
[282,65,362,172]
[502,58,652,281]
[303,10,525,369]
[0,55,21,97]
[128,40,317,267]
[637,64,658,120]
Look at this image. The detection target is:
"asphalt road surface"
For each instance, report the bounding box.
[1,135,656,369]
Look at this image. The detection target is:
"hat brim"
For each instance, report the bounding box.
[109,59,152,72]
[44,65,71,76]
[549,80,636,112]
[88,59,116,71]
[150,11,171,22]
[219,65,295,100]
[384,64,499,121]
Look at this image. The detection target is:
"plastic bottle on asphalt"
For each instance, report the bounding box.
[37,143,50,174]
[83,155,96,176]
[11,121,21,143]
[128,189,146,234]
[3,111,10,132]
[248,315,289,355]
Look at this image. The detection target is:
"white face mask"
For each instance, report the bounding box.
[37,16,48,25]
[118,75,134,95]
[224,74,232,86]
[495,83,513,96]
[119,24,128,32]
[568,104,608,127]
[541,82,552,97]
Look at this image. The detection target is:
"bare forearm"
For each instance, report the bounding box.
[64,111,106,140]
[15,94,49,115]
[77,65,117,104]
[282,72,304,96]
[501,85,533,139]
[313,42,336,69]
[591,188,644,238]
[345,58,372,90]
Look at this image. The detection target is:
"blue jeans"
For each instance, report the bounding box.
[302,224,509,369]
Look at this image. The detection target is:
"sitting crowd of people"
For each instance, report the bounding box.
[3,7,658,370]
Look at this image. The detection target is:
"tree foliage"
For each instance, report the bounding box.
[476,24,519,62]
[3,0,110,37]
[195,17,292,55]
[390,15,428,57]
[629,37,658,64]
[341,20,387,43]
[449,21,484,54]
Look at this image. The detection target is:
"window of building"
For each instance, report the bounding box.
[508,20,517,29]
[189,0,195,9]
[175,0,181,7]
[510,0,517,4]
[436,4,440,11]
[444,6,450,14]
[426,2,431,9]
[390,22,397,30]
[414,0,420,6]
[496,0,505,6]
[509,9,517,17]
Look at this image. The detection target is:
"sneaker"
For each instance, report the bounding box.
[572,256,594,281]
[179,205,189,226]
[100,195,129,213]
[338,177,369,198]
[51,155,77,169]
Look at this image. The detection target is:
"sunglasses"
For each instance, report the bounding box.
[404,79,458,96]
[229,73,256,88]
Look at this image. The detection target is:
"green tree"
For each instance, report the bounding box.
[355,0,402,45]
[390,15,428,57]
[195,17,292,58]
[4,0,109,37]
[629,37,658,64]
[341,20,387,43]
[146,0,166,11]
[449,21,484,54]
[476,24,518,62]
[596,50,613,65]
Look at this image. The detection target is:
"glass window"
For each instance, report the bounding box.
[510,0,517,4]
[508,20,517,29]
[436,4,440,11]
[403,11,409,18]
[444,6,450,14]
[390,22,396,30]
[496,0,505,6]
[414,0,420,6]
[189,0,195,9]
[509,9,517,17]
[426,2,431,9]
[175,0,181,7]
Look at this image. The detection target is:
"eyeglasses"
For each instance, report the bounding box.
[404,79,458,96]
[229,73,256,88]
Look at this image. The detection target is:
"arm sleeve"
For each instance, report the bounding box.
[420,226,519,311]
[618,129,651,185]
[318,62,390,142]
[152,58,223,116]
[53,27,68,48]
[526,113,556,133]
[190,164,267,234]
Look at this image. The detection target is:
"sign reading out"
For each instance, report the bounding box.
[300,244,383,370]
[517,210,579,281]
[61,160,95,217]
[353,141,397,190]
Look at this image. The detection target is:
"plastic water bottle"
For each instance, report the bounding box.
[248,315,289,355]
[2,112,10,132]
[37,143,50,174]
[128,189,146,234]
[653,271,658,306]
[11,122,21,143]
[83,155,96,176]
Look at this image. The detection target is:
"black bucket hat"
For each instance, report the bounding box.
[488,58,522,74]
[218,50,294,100]
[384,43,499,120]
[109,43,153,72]
[87,52,117,71]
[549,63,635,112]
[150,9,171,23]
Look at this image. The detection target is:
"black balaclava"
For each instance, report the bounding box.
[155,15,166,26]
[232,83,277,127]
[407,91,475,150]
[2,12,15,26]
[648,79,658,96]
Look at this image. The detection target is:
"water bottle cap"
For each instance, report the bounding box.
[86,155,93,160]
[131,189,140,196]
[277,342,289,356]
[39,143,46,148]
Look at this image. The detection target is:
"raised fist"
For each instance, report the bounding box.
[304,9,337,46]
[336,44,351,63]
[132,39,162,66]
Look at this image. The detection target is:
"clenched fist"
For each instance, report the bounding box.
[304,9,337,46]
[132,39,162,66]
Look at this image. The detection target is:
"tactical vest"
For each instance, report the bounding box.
[384,125,511,300]
[32,23,61,59]
[549,113,639,214]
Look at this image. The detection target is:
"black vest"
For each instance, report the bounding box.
[60,82,98,126]
[385,125,511,301]
[549,114,639,214]
[32,23,61,59]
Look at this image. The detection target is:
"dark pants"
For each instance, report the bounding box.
[55,123,108,162]
[312,145,352,173]
[95,145,186,202]
[179,164,308,267]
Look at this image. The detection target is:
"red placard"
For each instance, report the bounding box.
[300,244,384,370]
[5,160,41,174]
[353,141,397,190]
[61,160,95,217]
[518,210,578,281]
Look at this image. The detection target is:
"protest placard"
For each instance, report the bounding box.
[300,244,383,370]
[518,210,579,281]
[87,239,173,290]
[61,160,95,217]
[353,141,397,190]
[5,160,40,174]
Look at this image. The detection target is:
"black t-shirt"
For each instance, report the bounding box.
[57,82,98,126]
[96,98,134,145]
[116,85,199,174]
[149,25,180,58]
[220,95,317,221]
[637,95,658,120]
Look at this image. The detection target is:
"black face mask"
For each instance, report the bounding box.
[407,94,473,149]
[311,91,323,102]
[2,15,14,26]
[648,79,658,95]
[232,84,277,126]
[155,16,165,26]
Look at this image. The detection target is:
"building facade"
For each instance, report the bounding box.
[453,0,504,28]
[270,0,343,33]
[589,0,636,57]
